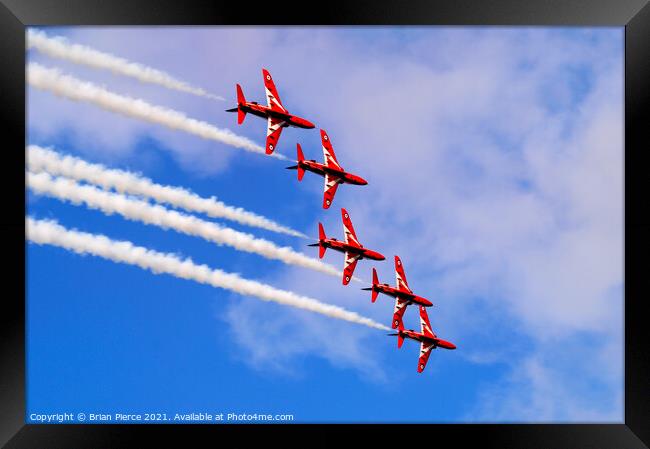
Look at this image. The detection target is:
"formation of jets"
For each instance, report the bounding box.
[227,68,456,373]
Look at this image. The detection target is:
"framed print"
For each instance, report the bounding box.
[1,0,648,447]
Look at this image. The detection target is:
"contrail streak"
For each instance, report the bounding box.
[27,145,306,238]
[27,171,340,278]
[26,217,389,330]
[27,63,287,160]
[27,29,224,101]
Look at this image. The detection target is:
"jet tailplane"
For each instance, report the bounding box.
[397,321,405,348]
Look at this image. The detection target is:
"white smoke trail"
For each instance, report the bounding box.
[27,171,339,278]
[26,217,389,330]
[27,145,306,238]
[27,29,224,101]
[27,63,287,160]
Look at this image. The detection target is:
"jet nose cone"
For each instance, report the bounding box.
[438,339,456,350]
[352,175,368,185]
[295,117,315,128]
[371,251,386,261]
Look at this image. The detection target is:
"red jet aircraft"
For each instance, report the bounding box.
[308,208,385,285]
[389,306,456,373]
[226,68,315,155]
[363,256,433,329]
[286,129,368,209]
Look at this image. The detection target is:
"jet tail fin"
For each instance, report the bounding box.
[318,223,327,258]
[371,268,379,303]
[236,84,246,124]
[397,321,405,348]
[296,143,305,181]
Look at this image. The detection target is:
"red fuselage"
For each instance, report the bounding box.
[321,238,385,261]
[240,102,315,129]
[373,283,433,307]
[398,329,456,350]
[299,160,367,185]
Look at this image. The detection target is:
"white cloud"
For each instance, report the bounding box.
[466,338,623,422]
[216,28,623,420]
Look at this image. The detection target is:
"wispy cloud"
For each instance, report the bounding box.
[215,28,623,415]
[465,341,623,422]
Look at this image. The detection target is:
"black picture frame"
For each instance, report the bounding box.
[1,0,648,447]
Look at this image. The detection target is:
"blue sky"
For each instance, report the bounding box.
[26,26,623,423]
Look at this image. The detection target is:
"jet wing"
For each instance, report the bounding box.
[419,306,435,338]
[266,116,286,154]
[395,255,412,293]
[342,252,361,285]
[262,68,287,113]
[392,296,409,329]
[418,342,435,373]
[320,129,343,170]
[341,208,361,248]
[323,174,341,209]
